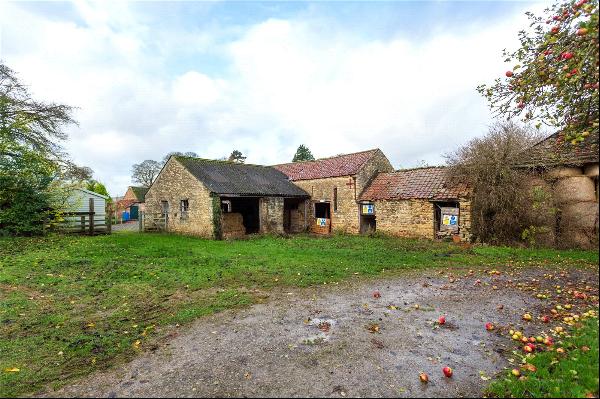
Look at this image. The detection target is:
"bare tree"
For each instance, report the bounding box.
[62,162,93,182]
[131,160,162,187]
[445,121,546,244]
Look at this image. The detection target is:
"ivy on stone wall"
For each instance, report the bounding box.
[212,196,222,240]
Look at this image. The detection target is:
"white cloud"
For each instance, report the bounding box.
[0,1,544,195]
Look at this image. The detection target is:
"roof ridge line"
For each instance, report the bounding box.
[273,148,380,167]
[174,155,271,169]
[393,165,446,172]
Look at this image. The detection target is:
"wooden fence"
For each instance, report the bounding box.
[55,198,111,235]
[140,211,167,232]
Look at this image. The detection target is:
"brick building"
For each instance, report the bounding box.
[115,186,148,220]
[143,156,309,239]
[275,149,394,234]
[359,167,472,240]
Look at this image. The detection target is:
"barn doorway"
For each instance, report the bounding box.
[360,215,376,234]
[433,201,460,239]
[222,197,260,234]
[359,202,376,234]
[284,198,303,233]
[130,205,139,220]
[313,202,331,234]
[314,202,331,219]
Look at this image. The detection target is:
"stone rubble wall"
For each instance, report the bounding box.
[371,198,472,241]
[260,197,285,235]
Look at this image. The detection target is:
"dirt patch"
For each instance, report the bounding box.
[40,265,598,398]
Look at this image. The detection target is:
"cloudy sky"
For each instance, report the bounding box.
[0,0,547,195]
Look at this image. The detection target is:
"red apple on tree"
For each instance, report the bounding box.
[562,52,574,60]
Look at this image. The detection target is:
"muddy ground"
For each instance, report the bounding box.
[41,265,599,398]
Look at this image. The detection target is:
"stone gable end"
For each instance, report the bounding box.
[144,158,215,238]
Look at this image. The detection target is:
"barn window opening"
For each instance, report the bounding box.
[221,200,232,213]
[180,199,189,220]
[333,187,338,212]
[314,202,331,219]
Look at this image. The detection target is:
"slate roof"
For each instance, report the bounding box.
[274,149,380,181]
[130,186,149,202]
[518,130,599,167]
[175,157,309,197]
[359,167,469,201]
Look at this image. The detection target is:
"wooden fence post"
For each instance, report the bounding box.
[80,215,85,233]
[139,211,143,232]
[107,209,112,234]
[89,198,94,236]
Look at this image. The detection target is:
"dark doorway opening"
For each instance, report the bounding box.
[433,201,460,239]
[360,215,376,234]
[130,205,139,220]
[223,197,260,234]
[284,198,302,233]
[314,202,331,219]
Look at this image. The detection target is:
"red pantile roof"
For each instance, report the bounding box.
[274,149,380,181]
[360,167,469,201]
[518,130,599,167]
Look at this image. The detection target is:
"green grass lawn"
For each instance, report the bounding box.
[487,318,599,398]
[0,232,597,397]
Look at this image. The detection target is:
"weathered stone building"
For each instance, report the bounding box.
[143,156,309,238]
[275,149,394,234]
[359,167,472,240]
[142,150,473,241]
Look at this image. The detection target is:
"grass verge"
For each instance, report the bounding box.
[0,232,597,397]
[487,318,599,398]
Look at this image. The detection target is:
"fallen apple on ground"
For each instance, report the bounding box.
[443,367,453,378]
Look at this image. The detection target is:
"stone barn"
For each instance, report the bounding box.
[358,167,472,241]
[275,149,394,234]
[143,156,310,239]
[520,130,599,248]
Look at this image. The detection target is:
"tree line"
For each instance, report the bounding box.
[2,0,597,240]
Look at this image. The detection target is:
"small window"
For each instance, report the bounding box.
[180,199,189,219]
[221,200,232,213]
[333,187,338,212]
